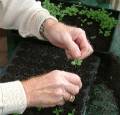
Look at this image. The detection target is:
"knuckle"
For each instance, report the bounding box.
[52,70,61,75]
[54,78,64,87]
[82,30,85,34]
[79,28,85,34]
[74,74,81,83]
[55,88,64,96]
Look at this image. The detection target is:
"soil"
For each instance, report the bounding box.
[0,39,100,115]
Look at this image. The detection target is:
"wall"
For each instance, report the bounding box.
[110,0,120,10]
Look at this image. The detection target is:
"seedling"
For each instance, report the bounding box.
[81,23,83,27]
[68,109,75,115]
[13,113,19,115]
[42,0,78,21]
[81,19,87,23]
[71,59,83,66]
[99,29,103,34]
[37,107,42,112]
[90,36,96,39]
[79,8,118,37]
[43,0,118,37]
[53,107,63,115]
[87,22,93,25]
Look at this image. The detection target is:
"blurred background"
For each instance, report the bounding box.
[81,0,120,10]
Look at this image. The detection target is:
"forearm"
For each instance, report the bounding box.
[0,81,27,114]
[0,0,57,40]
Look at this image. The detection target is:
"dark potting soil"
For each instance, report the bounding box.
[0,38,100,115]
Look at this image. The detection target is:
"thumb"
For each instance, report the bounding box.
[64,34,81,59]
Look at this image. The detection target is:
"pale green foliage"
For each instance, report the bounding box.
[53,107,63,115]
[42,0,118,37]
[42,0,78,20]
[71,59,83,66]
[37,107,42,111]
[68,108,75,115]
[79,8,118,37]
[12,113,19,115]
[90,36,96,39]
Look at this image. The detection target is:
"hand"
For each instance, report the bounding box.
[43,19,93,59]
[22,70,82,108]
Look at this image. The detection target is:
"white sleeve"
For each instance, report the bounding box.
[0,0,57,40]
[0,81,27,115]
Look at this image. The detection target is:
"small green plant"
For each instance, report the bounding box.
[42,0,63,20]
[81,23,83,27]
[13,113,19,115]
[42,0,78,20]
[37,107,42,112]
[71,59,83,66]
[90,36,96,39]
[87,22,93,25]
[79,8,118,37]
[42,0,118,38]
[53,107,63,115]
[81,19,87,23]
[68,108,75,115]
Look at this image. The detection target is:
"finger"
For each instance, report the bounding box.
[63,91,72,101]
[80,46,94,59]
[63,33,81,59]
[65,82,80,95]
[64,71,82,86]
[65,50,72,59]
[75,29,93,59]
[58,99,65,106]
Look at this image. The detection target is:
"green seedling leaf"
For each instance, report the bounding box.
[71,59,83,66]
[68,109,75,115]
[87,22,93,25]
[53,107,63,115]
[13,113,19,115]
[90,36,96,39]
[37,107,42,111]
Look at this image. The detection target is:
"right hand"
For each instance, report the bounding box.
[22,70,82,108]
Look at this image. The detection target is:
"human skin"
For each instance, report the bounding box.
[22,19,93,108]
[22,70,82,107]
[43,19,93,59]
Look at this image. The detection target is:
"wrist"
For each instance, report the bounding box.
[21,79,35,107]
[40,18,58,39]
[21,77,43,108]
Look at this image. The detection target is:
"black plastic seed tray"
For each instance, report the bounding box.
[0,38,100,115]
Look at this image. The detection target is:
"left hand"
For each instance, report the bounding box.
[42,19,93,59]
